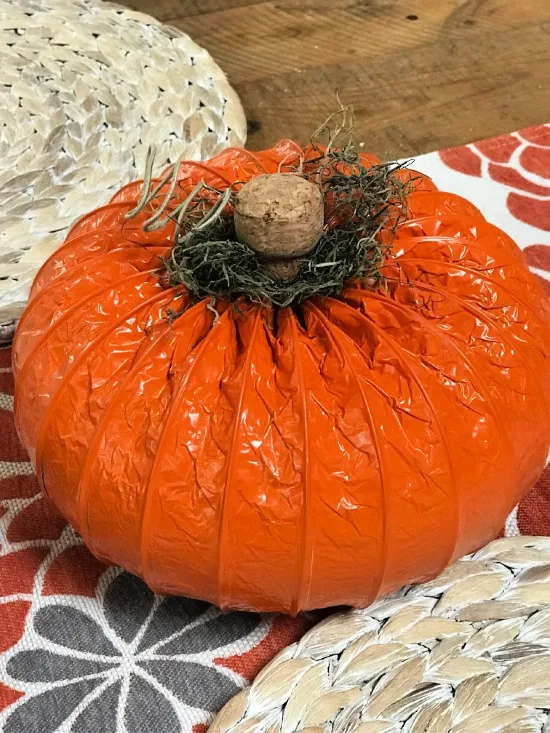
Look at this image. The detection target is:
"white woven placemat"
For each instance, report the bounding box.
[0,0,246,338]
[210,537,550,733]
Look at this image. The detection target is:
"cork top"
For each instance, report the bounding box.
[234,173,325,260]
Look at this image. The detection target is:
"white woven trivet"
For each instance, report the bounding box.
[0,0,246,339]
[210,537,550,733]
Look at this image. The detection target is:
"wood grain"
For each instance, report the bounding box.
[118,0,550,158]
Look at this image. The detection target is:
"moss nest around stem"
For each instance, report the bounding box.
[128,120,415,309]
[164,157,412,307]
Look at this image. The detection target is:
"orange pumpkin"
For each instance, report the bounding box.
[13,139,550,613]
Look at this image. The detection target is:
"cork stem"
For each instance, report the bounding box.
[234,173,324,279]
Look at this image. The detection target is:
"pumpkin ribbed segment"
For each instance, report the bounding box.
[76,312,184,567]
[288,311,312,615]
[216,309,265,609]
[138,307,224,597]
[305,302,390,605]
[13,143,550,613]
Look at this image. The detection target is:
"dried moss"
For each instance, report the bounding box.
[129,110,415,308]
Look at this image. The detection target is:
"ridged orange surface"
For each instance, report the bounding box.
[13,141,550,613]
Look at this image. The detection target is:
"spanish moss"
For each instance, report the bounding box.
[128,109,416,308]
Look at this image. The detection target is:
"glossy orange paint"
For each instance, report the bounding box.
[13,141,550,613]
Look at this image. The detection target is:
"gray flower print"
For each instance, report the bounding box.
[4,572,263,733]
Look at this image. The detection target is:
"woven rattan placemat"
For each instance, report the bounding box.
[211,537,550,733]
[0,0,246,338]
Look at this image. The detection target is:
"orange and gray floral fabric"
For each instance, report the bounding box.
[1,124,549,732]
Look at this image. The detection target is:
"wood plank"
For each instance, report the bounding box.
[123,0,259,20]
[117,0,550,157]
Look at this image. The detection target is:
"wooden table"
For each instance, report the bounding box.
[118,0,550,158]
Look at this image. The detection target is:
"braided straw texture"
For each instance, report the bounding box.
[210,537,550,733]
[0,0,246,338]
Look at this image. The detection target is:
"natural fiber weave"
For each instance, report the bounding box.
[210,537,550,733]
[0,0,246,338]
